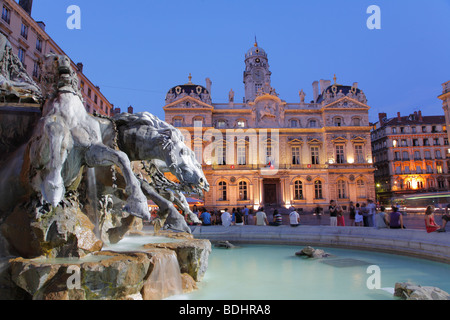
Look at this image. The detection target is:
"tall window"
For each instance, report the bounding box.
[217,146,226,165]
[402,151,409,160]
[292,147,301,165]
[18,48,25,64]
[173,119,183,127]
[314,180,323,199]
[255,83,262,93]
[334,117,342,127]
[357,180,366,198]
[294,180,303,200]
[354,145,364,163]
[194,145,203,164]
[36,38,43,52]
[336,145,345,164]
[218,181,227,201]
[309,120,317,128]
[2,6,11,24]
[337,180,347,199]
[266,145,273,165]
[32,61,39,78]
[311,146,320,164]
[239,181,248,201]
[436,150,442,159]
[237,145,246,165]
[20,23,29,39]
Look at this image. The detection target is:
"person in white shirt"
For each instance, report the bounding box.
[255,207,269,226]
[221,209,232,227]
[367,200,377,227]
[289,210,300,227]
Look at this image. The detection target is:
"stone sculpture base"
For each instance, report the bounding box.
[0,231,211,300]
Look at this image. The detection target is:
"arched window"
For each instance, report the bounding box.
[294,180,303,200]
[314,180,323,199]
[357,180,366,198]
[309,119,318,128]
[337,180,347,199]
[239,181,248,201]
[218,181,227,201]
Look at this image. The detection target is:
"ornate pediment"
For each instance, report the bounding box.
[163,96,213,110]
[350,135,367,144]
[331,136,348,144]
[288,137,304,145]
[322,96,369,110]
[307,138,323,145]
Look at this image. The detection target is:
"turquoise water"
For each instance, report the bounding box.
[172,245,450,300]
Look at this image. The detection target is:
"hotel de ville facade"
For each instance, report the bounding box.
[163,42,376,212]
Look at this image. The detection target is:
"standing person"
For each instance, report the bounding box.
[200,207,211,226]
[354,203,363,227]
[389,206,404,229]
[243,205,249,225]
[349,202,356,226]
[367,200,377,227]
[234,208,244,226]
[336,203,345,226]
[255,207,269,226]
[314,205,322,225]
[221,208,232,227]
[425,205,441,233]
[289,209,300,227]
[329,200,338,227]
[361,203,368,227]
[231,208,237,225]
[375,206,389,229]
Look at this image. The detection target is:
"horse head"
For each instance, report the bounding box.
[158,127,210,195]
[113,112,209,195]
[40,53,81,100]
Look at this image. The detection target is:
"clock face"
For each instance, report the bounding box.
[253,69,264,82]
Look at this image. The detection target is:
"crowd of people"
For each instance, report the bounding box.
[185,201,449,233]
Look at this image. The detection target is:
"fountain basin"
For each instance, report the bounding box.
[0,232,211,300]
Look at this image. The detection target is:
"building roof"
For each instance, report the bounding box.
[382,114,445,126]
[316,84,362,103]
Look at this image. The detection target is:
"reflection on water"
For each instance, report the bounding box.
[168,245,450,300]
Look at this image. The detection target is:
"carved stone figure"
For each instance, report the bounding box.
[0,34,42,103]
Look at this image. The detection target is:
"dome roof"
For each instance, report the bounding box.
[165,74,211,104]
[245,42,267,59]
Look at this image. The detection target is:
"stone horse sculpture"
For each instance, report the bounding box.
[108,112,209,233]
[0,53,150,223]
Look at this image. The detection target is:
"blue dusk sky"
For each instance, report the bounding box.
[30,0,450,123]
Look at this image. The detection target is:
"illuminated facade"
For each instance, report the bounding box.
[371,111,449,204]
[164,42,375,212]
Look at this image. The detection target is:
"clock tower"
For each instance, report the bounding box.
[243,40,272,102]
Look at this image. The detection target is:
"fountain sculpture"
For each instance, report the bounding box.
[0,34,211,300]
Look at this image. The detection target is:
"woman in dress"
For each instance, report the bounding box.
[424,205,441,233]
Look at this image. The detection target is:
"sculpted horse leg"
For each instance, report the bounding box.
[85,144,150,221]
[29,118,71,207]
[139,178,191,234]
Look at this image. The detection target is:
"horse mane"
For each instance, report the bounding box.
[113,112,185,142]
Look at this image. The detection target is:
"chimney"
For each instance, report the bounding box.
[128,106,134,114]
[205,78,212,95]
[378,113,387,126]
[397,112,402,122]
[319,80,326,95]
[76,62,83,73]
[418,110,423,122]
[312,81,319,102]
[36,21,46,31]
[19,0,33,15]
